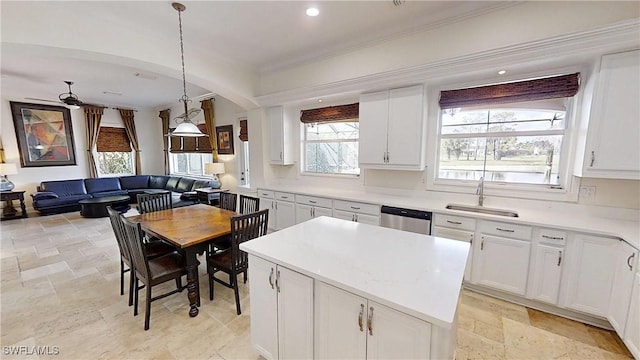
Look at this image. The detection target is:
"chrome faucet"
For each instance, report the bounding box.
[476,176,484,207]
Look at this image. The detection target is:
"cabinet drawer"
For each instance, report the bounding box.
[538,228,567,246]
[333,200,380,216]
[296,195,332,208]
[275,192,295,202]
[433,214,476,231]
[479,221,532,241]
[258,189,275,199]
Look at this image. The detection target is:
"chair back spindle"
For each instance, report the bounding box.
[230,209,269,270]
[122,217,151,281]
[107,206,132,263]
[219,192,237,212]
[238,195,260,214]
[137,192,172,214]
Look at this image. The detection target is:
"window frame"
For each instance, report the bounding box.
[301,120,361,177]
[95,125,134,177]
[169,152,213,179]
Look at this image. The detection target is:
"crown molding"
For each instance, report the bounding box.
[256,19,640,107]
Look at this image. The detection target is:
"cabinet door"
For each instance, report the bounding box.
[315,282,367,360]
[387,85,424,168]
[354,213,379,226]
[260,198,277,230]
[276,201,296,230]
[359,91,389,166]
[277,266,314,360]
[562,234,617,317]
[314,207,333,219]
[366,301,431,360]
[529,244,564,305]
[296,204,313,224]
[473,234,531,295]
[432,226,473,281]
[248,255,279,360]
[586,50,640,177]
[608,241,638,335]
[332,209,356,222]
[624,272,640,359]
[268,106,285,164]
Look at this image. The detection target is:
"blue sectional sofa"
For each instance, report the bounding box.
[31,175,217,215]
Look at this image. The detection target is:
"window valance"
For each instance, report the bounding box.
[300,103,359,124]
[97,127,131,152]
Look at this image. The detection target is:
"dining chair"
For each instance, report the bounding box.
[238,195,260,214]
[137,192,172,214]
[106,206,177,306]
[207,208,269,315]
[218,192,237,212]
[122,216,188,330]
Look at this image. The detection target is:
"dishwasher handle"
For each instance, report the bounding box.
[380,206,432,220]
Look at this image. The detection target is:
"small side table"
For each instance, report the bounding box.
[1,190,28,221]
[195,188,229,205]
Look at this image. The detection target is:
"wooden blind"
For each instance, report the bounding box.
[300,103,359,124]
[96,127,131,152]
[169,124,211,153]
[239,120,248,141]
[439,73,580,109]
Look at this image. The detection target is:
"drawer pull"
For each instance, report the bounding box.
[496,227,515,233]
[309,200,317,204]
[358,304,364,331]
[628,253,636,271]
[350,206,361,210]
[542,235,564,241]
[557,251,562,266]
[481,238,484,250]
[281,196,288,199]
[446,220,462,225]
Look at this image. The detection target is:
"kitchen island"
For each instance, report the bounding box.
[240,216,470,360]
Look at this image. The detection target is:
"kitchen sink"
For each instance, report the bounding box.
[445,204,519,217]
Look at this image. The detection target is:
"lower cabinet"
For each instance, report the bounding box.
[561,234,617,317]
[248,255,313,360]
[315,281,431,360]
[432,226,474,282]
[527,229,566,305]
[623,272,640,359]
[608,241,638,335]
[258,191,296,231]
[332,200,380,225]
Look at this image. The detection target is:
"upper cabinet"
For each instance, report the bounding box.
[578,50,640,179]
[268,106,295,165]
[359,85,426,170]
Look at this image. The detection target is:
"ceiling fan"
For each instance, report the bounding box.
[26,81,93,109]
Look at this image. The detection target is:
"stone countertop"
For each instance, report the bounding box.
[257,183,640,249]
[240,216,470,328]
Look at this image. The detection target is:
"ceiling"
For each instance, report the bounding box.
[1,1,510,110]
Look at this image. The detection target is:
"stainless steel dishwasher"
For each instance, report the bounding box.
[380,205,432,235]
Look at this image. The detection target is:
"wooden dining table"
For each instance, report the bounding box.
[128,204,236,317]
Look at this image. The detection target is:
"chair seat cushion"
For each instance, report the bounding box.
[207,249,233,270]
[148,252,186,282]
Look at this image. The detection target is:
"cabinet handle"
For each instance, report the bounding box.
[312,208,315,217]
[481,237,484,250]
[280,151,283,160]
[367,306,374,335]
[542,235,565,241]
[355,214,359,222]
[352,214,355,221]
[350,206,361,210]
[275,270,280,293]
[627,253,636,271]
[310,208,313,217]
[309,200,317,204]
[383,153,386,163]
[268,268,274,289]
[386,152,390,163]
[446,220,462,225]
[496,227,515,233]
[557,251,562,266]
[275,202,278,210]
[358,304,364,332]
[470,234,473,244]
[590,151,595,167]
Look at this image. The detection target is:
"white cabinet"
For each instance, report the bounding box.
[432,214,476,282]
[472,221,532,295]
[527,229,566,305]
[333,200,380,225]
[248,255,313,360]
[258,190,296,230]
[268,106,294,165]
[295,195,332,224]
[580,49,640,179]
[359,85,425,170]
[608,241,638,335]
[623,272,640,359]
[561,234,617,317]
[315,281,431,360]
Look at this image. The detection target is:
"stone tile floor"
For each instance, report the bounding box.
[0,211,633,359]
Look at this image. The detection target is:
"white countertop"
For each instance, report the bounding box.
[240,216,470,328]
[257,183,640,249]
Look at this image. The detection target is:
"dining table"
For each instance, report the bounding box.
[128,204,236,317]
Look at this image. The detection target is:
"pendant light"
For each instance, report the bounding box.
[171,2,206,137]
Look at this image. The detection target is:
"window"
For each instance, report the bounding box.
[170,153,212,176]
[303,122,360,175]
[436,73,579,188]
[238,119,250,186]
[96,127,133,175]
[300,103,360,176]
[438,103,566,185]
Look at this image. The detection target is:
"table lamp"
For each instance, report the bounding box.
[0,163,18,192]
[204,162,225,186]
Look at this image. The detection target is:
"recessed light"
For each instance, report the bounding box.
[306,7,319,17]
[498,70,507,75]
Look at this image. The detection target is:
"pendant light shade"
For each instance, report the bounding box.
[170,2,206,138]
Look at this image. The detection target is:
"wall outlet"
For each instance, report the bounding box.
[579,185,596,200]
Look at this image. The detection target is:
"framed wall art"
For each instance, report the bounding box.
[10,102,77,167]
[216,125,234,155]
